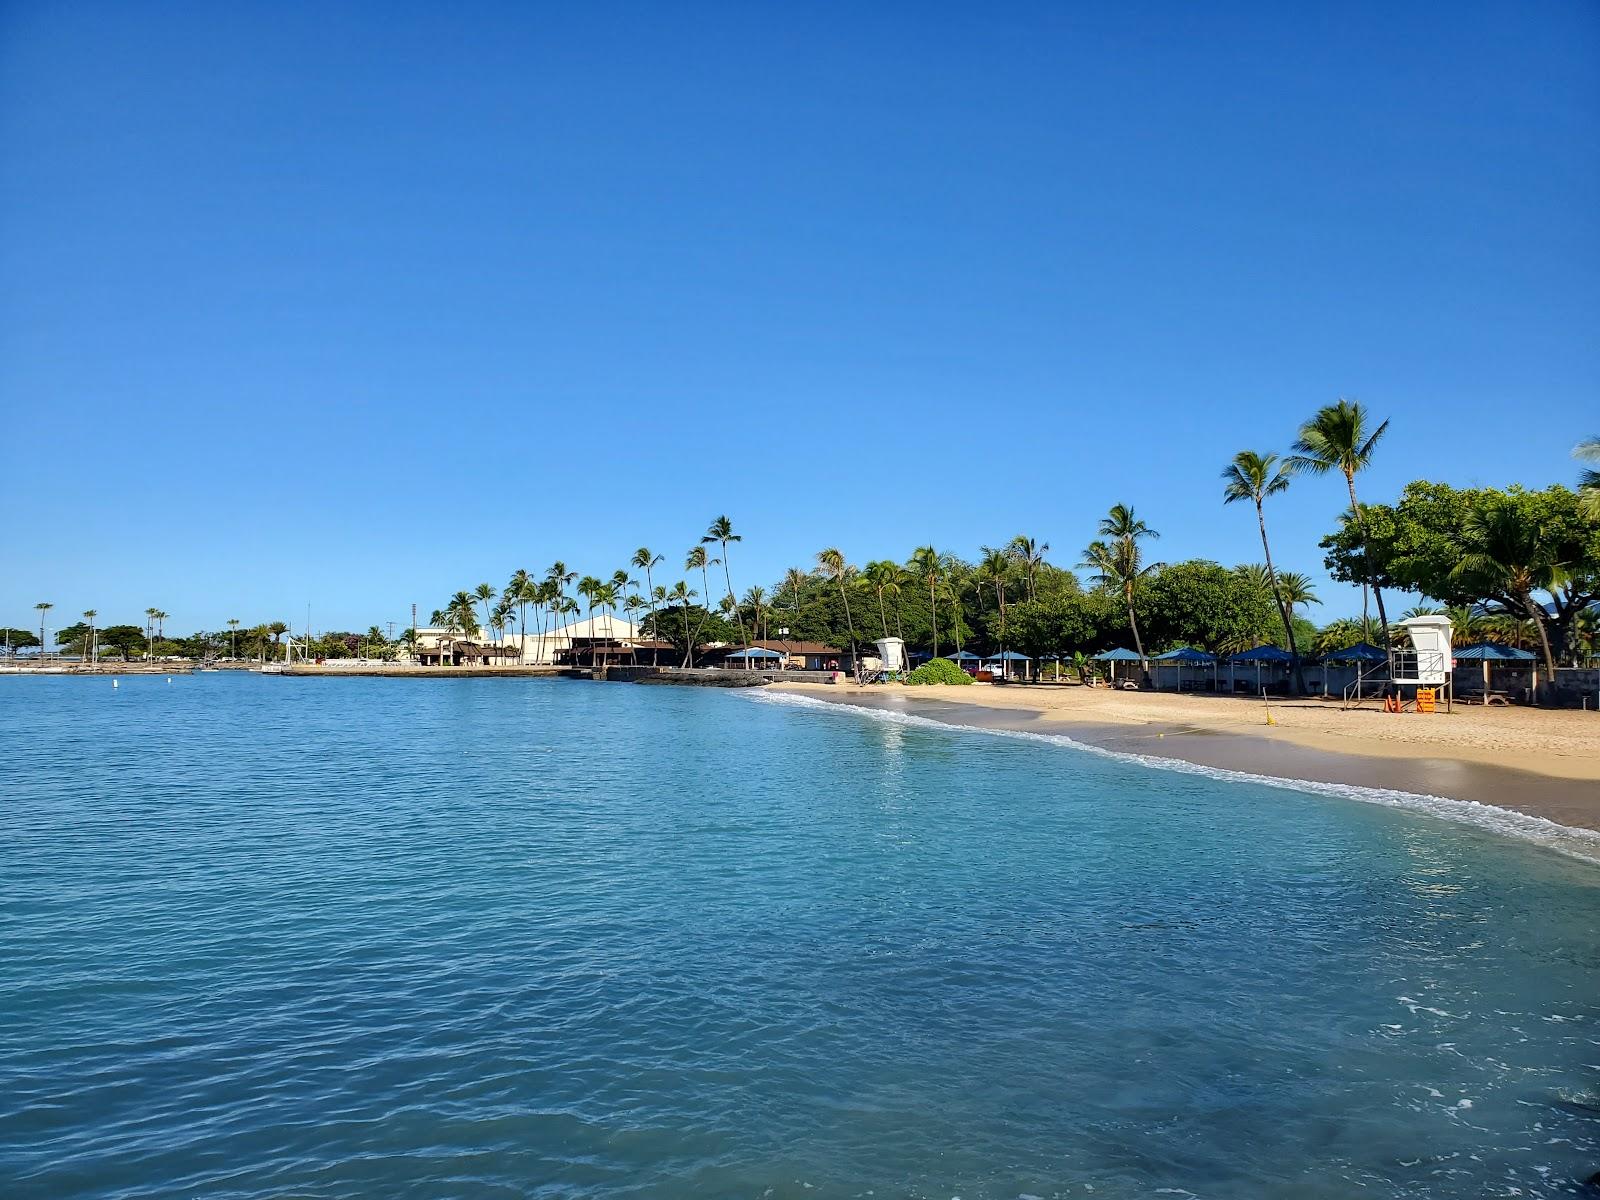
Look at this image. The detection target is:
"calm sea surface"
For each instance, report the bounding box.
[2,675,1597,1199]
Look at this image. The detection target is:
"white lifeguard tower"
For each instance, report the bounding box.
[1391,615,1453,706]
[874,636,907,680]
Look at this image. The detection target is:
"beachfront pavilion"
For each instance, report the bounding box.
[1316,641,1389,697]
[721,639,847,670]
[1226,644,1295,695]
[1452,642,1537,704]
[721,646,786,669]
[1092,647,1142,685]
[501,615,641,665]
[415,638,522,667]
[1150,646,1218,691]
[982,649,1033,681]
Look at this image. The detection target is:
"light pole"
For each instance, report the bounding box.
[779,626,790,671]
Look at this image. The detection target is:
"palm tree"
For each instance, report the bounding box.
[1007,535,1049,602]
[1575,436,1600,520]
[977,546,1011,650]
[472,583,496,645]
[226,617,240,660]
[703,516,747,646]
[783,567,808,626]
[1289,400,1392,643]
[144,606,159,660]
[743,585,770,643]
[909,545,942,656]
[506,569,533,658]
[1093,504,1162,665]
[861,561,897,639]
[668,580,698,666]
[267,620,289,661]
[83,609,98,663]
[1222,450,1306,689]
[1275,571,1321,620]
[817,547,859,666]
[34,602,52,658]
[632,548,665,664]
[685,546,717,653]
[1450,495,1563,678]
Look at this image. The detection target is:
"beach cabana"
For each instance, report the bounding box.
[723,646,786,670]
[1452,642,1536,704]
[982,649,1033,681]
[1151,646,1218,692]
[942,650,983,676]
[1228,644,1295,695]
[1092,647,1141,686]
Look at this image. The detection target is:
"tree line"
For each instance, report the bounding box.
[18,415,1597,677]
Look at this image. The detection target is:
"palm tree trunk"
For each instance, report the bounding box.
[929,580,939,658]
[1522,594,1558,690]
[1346,472,1390,644]
[876,590,889,639]
[721,544,747,646]
[1126,585,1146,665]
[839,582,858,669]
[1255,501,1305,695]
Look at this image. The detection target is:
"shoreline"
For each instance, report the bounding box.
[770,682,1600,840]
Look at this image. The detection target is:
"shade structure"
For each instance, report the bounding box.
[1229,644,1295,664]
[1094,648,1142,662]
[725,646,785,660]
[943,651,983,662]
[1153,647,1217,664]
[983,650,1032,662]
[1452,643,1535,662]
[1321,642,1388,663]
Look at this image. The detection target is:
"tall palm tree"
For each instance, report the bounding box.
[267,620,289,661]
[226,617,240,660]
[668,580,698,666]
[1575,436,1600,520]
[1006,535,1049,602]
[977,546,1011,650]
[743,585,770,643]
[703,516,747,646]
[1082,505,1161,666]
[144,606,159,660]
[632,548,665,664]
[861,561,896,639]
[909,545,942,656]
[783,567,808,626]
[817,547,859,665]
[1289,400,1392,644]
[473,583,496,645]
[35,601,52,658]
[83,609,98,663]
[1222,450,1305,689]
[506,569,532,658]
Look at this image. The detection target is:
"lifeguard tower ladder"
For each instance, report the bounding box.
[1390,614,1453,712]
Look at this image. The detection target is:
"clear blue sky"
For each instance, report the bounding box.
[3,1,1596,637]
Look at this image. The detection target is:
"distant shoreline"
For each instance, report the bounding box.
[770,681,1600,839]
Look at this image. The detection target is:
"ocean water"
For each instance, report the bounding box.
[2,676,1597,1199]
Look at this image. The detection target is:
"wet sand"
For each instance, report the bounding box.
[772,684,1600,836]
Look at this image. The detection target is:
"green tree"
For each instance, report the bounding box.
[34,601,52,657]
[703,516,747,647]
[1140,560,1280,656]
[632,548,665,660]
[1007,534,1049,602]
[1576,436,1600,520]
[1082,503,1161,665]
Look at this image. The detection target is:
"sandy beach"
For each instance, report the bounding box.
[772,681,1600,834]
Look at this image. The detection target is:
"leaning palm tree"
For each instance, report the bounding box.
[667,580,698,666]
[82,609,98,663]
[1006,535,1049,602]
[1575,436,1600,520]
[817,547,859,665]
[1450,496,1562,679]
[685,546,718,652]
[1222,450,1305,688]
[1275,571,1321,621]
[1289,400,1392,644]
[908,545,942,656]
[703,516,748,647]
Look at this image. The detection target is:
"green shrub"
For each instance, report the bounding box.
[906,657,974,685]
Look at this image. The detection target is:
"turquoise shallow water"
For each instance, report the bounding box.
[2,675,1597,1199]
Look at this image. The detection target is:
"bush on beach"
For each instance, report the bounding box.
[906,657,973,686]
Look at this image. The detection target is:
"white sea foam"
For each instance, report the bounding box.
[747,690,1600,865]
